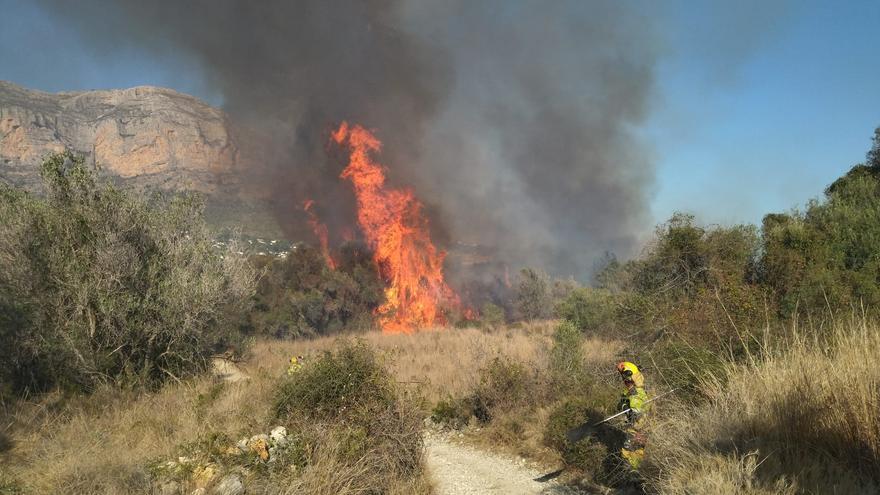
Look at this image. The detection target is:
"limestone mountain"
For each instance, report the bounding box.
[0,80,241,194]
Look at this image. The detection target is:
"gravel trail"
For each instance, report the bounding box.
[425,433,574,495]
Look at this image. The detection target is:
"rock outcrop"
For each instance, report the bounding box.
[0,80,240,193]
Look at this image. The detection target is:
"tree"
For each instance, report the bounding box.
[515,268,552,321]
[0,152,256,393]
[248,241,384,337]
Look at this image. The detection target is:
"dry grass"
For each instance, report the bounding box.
[0,374,275,494]
[0,321,621,494]
[644,318,880,494]
[251,320,621,402]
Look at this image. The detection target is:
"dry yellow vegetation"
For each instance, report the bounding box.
[0,322,622,494]
[644,318,880,494]
[252,321,620,401]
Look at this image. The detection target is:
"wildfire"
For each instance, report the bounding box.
[332,121,457,333]
[303,199,335,269]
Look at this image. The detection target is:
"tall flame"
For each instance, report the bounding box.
[332,121,456,333]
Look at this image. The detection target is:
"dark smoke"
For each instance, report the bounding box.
[37,0,660,279]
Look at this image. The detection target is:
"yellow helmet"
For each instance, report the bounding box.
[617,361,644,388]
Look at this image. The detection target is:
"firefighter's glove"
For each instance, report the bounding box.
[617,397,630,411]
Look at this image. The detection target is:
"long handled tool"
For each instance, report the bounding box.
[564,388,679,443]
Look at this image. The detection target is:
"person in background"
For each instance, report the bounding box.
[287,355,305,375]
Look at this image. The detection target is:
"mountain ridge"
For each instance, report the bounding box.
[0,80,241,194]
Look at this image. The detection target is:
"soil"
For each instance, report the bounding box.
[425,432,582,495]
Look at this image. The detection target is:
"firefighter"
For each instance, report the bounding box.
[616,361,649,469]
[287,355,305,375]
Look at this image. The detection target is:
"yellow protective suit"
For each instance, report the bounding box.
[616,361,649,469]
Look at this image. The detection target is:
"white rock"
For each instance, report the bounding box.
[158,481,179,495]
[212,474,244,495]
[270,426,288,443]
[236,438,249,452]
[249,433,269,444]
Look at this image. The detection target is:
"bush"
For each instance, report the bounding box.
[645,338,727,404]
[547,321,586,393]
[514,268,552,321]
[272,341,425,494]
[273,340,395,421]
[248,242,384,338]
[0,152,256,393]
[479,302,506,329]
[544,398,618,473]
[469,356,537,423]
[643,321,880,493]
[430,396,471,429]
[556,288,617,334]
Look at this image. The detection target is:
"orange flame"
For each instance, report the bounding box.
[303,199,336,269]
[332,121,457,333]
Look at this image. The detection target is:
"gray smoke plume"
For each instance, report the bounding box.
[37,0,659,280]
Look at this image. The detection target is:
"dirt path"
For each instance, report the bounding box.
[425,433,575,495]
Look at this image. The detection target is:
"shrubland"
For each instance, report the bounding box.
[246,241,384,338]
[2,126,880,494]
[0,152,256,395]
[643,319,880,494]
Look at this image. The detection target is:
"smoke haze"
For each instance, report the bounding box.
[37,0,661,279]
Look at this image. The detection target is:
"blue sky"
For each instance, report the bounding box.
[647,1,880,226]
[1,0,878,230]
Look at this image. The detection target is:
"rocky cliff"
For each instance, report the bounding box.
[0,80,240,193]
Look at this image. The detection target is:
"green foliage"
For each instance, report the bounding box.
[0,472,22,495]
[645,339,727,404]
[514,268,552,321]
[479,302,506,329]
[272,340,425,492]
[430,396,471,429]
[547,321,587,392]
[556,288,617,333]
[589,212,766,345]
[543,398,612,472]
[0,152,256,393]
[248,242,383,338]
[761,132,880,318]
[469,356,537,423]
[273,340,395,421]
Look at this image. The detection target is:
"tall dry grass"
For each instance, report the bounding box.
[249,321,621,402]
[0,374,275,494]
[0,322,618,493]
[643,318,880,494]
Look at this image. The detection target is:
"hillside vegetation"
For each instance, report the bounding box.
[1,126,879,494]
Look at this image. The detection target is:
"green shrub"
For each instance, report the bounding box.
[544,398,616,473]
[431,397,471,429]
[547,321,588,394]
[556,288,617,332]
[248,242,383,338]
[0,152,256,393]
[469,356,537,423]
[271,340,425,493]
[479,302,506,329]
[273,340,395,421]
[514,268,552,321]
